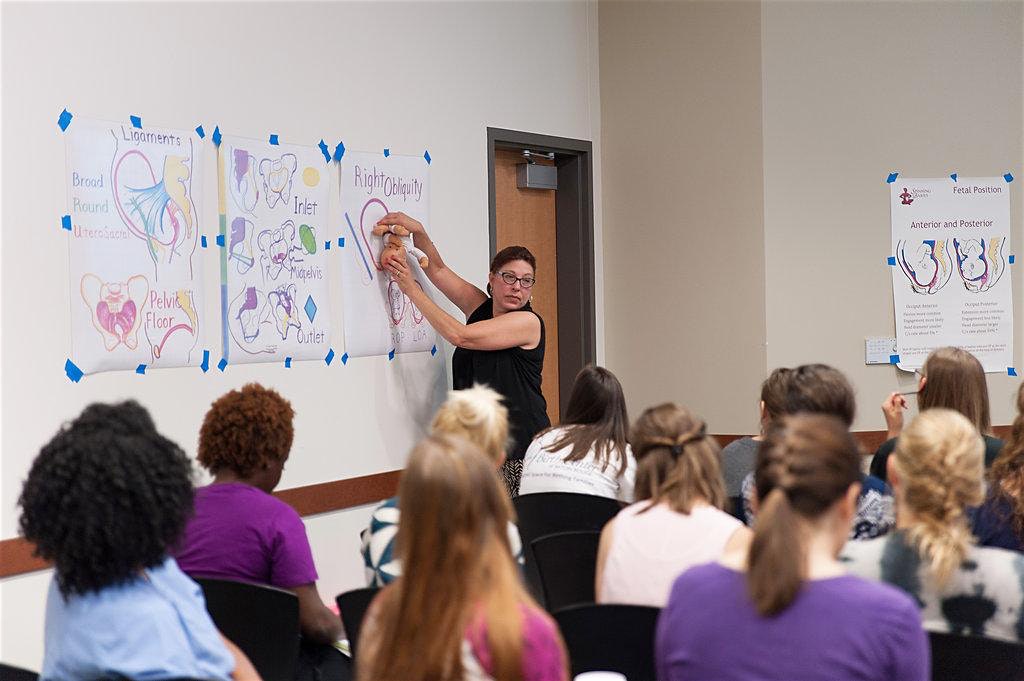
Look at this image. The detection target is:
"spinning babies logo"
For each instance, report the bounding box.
[900,188,914,205]
[900,186,932,205]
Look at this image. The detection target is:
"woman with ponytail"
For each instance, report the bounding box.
[972,382,1024,552]
[594,403,750,607]
[842,409,1024,641]
[656,414,926,681]
[357,435,568,681]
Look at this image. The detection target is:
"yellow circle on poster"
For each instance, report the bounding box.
[302,167,320,187]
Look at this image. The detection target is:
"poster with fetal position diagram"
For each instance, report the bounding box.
[218,136,332,364]
[890,176,1013,372]
[65,118,204,374]
[339,150,437,358]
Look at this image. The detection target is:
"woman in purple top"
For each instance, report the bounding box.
[175,383,341,645]
[656,414,928,681]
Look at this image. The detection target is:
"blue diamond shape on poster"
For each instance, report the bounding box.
[304,295,317,323]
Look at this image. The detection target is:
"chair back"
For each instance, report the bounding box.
[195,577,300,681]
[929,631,1024,681]
[553,603,660,681]
[531,531,600,612]
[0,663,38,681]
[336,587,380,660]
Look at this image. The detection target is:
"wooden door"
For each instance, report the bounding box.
[493,149,560,425]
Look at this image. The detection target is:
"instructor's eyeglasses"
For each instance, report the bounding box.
[497,271,536,289]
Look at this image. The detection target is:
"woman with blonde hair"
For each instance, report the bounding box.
[973,383,1024,552]
[657,415,926,681]
[843,409,1024,641]
[357,435,568,681]
[872,346,1002,482]
[594,403,750,607]
[361,385,523,586]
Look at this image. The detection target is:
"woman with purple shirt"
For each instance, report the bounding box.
[175,383,342,645]
[656,414,928,681]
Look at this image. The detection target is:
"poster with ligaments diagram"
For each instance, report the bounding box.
[64,118,204,374]
[339,150,437,358]
[890,176,1013,372]
[218,136,331,364]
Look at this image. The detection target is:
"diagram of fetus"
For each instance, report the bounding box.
[897,239,952,295]
[80,274,149,351]
[257,220,304,282]
[387,280,407,325]
[229,148,260,214]
[259,153,298,209]
[111,144,198,279]
[228,285,275,354]
[953,237,1006,293]
[143,289,199,362]
[268,284,301,340]
[229,217,256,275]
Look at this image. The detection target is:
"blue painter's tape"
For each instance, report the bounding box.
[269,134,279,145]
[130,115,142,129]
[384,148,390,158]
[201,235,208,248]
[1005,172,1015,183]
[886,172,899,184]
[1009,367,1018,377]
[887,256,896,266]
[1010,255,1016,264]
[324,240,331,250]
[201,349,210,373]
[318,139,330,162]
[333,141,345,162]
[388,349,395,361]
[212,126,222,146]
[216,234,225,247]
[889,354,901,364]
[424,150,432,165]
[950,173,958,182]
[338,237,345,248]
[341,352,349,365]
[136,364,147,375]
[431,344,437,356]
[284,356,292,368]
[61,215,72,231]
[57,108,73,132]
[65,359,84,383]
[217,358,228,372]
[195,125,205,139]
[325,348,335,366]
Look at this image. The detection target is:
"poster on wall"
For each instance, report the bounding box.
[339,150,437,358]
[218,136,332,364]
[65,118,204,374]
[890,176,1013,372]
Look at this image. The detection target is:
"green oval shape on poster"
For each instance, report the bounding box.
[299,224,316,254]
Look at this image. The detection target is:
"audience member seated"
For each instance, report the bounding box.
[719,368,789,501]
[657,414,927,681]
[519,364,635,501]
[871,346,1002,483]
[361,385,524,587]
[19,401,258,681]
[973,383,1024,552]
[174,383,342,645]
[842,409,1024,641]
[357,435,568,681]
[594,403,750,607]
[741,363,894,539]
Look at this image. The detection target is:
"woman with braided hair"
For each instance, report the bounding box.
[594,403,750,607]
[842,409,1024,642]
[656,414,926,681]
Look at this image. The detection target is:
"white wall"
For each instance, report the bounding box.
[0,1,601,669]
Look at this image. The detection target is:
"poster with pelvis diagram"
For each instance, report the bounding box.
[890,176,1013,372]
[339,150,437,358]
[64,118,204,374]
[218,136,331,364]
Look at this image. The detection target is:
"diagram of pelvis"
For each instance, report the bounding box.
[954,237,1006,293]
[112,149,197,272]
[258,220,303,281]
[142,289,199,362]
[81,274,149,351]
[387,280,425,326]
[267,284,301,340]
[897,240,953,295]
[259,153,298,209]
[229,285,275,354]
[229,217,256,274]
[229,148,260,214]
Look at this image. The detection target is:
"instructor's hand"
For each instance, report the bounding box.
[377,212,424,235]
[384,252,416,293]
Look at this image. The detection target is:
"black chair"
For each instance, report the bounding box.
[195,577,300,681]
[0,663,38,681]
[513,492,622,603]
[727,494,746,522]
[531,530,601,612]
[336,587,380,660]
[554,603,660,681]
[929,631,1024,681]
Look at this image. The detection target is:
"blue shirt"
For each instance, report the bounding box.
[42,557,234,681]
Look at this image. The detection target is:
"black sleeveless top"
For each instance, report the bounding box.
[451,298,550,461]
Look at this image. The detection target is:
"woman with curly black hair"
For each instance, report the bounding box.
[19,400,257,681]
[174,383,342,645]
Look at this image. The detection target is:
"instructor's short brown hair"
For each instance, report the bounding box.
[198,383,294,477]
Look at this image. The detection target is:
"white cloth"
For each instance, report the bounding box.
[519,427,636,502]
[599,501,742,608]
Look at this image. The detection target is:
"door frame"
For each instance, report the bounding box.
[486,127,597,418]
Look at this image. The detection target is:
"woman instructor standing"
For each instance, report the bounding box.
[380,211,549,496]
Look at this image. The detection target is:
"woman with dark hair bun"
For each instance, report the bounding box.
[379,210,549,496]
[19,401,257,681]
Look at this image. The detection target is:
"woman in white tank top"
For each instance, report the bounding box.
[595,403,750,607]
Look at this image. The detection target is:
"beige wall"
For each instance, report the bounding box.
[599,0,768,433]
